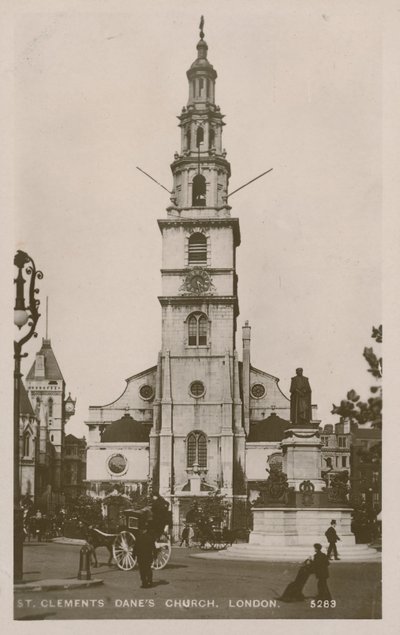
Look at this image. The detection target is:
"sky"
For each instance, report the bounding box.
[11,0,382,438]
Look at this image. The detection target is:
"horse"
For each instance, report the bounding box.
[81,522,115,567]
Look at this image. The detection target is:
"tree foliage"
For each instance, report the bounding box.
[331,325,382,429]
[66,495,103,525]
[197,491,231,526]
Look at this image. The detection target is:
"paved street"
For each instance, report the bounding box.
[15,542,381,620]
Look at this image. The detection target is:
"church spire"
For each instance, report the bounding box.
[186,16,217,107]
[169,18,230,212]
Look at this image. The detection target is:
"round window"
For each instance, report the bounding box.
[139,384,154,400]
[107,453,128,475]
[251,383,265,399]
[190,381,205,398]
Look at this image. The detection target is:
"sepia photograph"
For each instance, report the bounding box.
[5,0,388,623]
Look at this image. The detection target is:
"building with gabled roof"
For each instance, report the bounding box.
[25,337,76,505]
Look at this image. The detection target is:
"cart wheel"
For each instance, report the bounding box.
[113,531,137,570]
[152,541,171,570]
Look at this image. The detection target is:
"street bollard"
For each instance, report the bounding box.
[77,544,91,580]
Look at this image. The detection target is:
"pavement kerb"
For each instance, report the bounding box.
[14,578,104,592]
[51,537,86,545]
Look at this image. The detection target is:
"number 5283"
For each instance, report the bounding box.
[310,600,336,608]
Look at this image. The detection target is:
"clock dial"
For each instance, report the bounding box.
[182,268,212,295]
[191,275,206,292]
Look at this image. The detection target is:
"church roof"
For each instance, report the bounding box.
[101,414,150,443]
[26,338,64,382]
[65,434,86,446]
[19,383,35,417]
[247,413,290,442]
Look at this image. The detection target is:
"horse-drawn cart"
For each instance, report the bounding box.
[112,508,171,571]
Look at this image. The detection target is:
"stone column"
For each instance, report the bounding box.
[159,351,173,496]
[149,352,162,486]
[220,352,233,494]
[242,322,251,435]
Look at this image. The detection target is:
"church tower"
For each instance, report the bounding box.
[153,19,246,516]
[25,337,76,499]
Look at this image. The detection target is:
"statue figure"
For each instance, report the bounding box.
[290,368,312,425]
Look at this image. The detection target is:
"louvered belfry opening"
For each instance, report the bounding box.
[192,174,206,206]
[188,232,207,264]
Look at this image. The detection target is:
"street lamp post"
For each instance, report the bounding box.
[14,250,43,583]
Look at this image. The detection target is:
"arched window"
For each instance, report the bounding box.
[188,233,207,264]
[48,398,53,418]
[209,128,215,149]
[196,126,204,147]
[23,432,30,457]
[188,312,208,346]
[186,127,191,151]
[187,431,207,468]
[192,174,206,206]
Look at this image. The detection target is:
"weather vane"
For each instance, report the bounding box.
[199,15,204,39]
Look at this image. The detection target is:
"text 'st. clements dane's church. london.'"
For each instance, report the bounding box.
[85,20,320,536]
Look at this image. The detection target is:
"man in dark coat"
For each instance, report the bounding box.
[313,543,332,600]
[325,519,341,560]
[151,494,170,539]
[135,525,156,588]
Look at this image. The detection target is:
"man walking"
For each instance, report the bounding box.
[325,519,341,560]
[135,523,156,588]
[313,543,332,600]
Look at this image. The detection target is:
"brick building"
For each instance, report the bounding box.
[320,421,352,485]
[350,427,381,513]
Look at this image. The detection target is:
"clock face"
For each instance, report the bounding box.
[65,402,74,413]
[182,268,212,295]
[190,275,208,292]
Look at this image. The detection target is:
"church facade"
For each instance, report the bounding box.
[85,24,319,535]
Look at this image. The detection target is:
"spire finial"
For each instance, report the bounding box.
[199,15,204,40]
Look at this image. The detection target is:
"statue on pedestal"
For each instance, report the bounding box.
[290,368,312,426]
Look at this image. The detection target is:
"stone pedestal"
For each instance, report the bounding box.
[281,426,326,491]
[248,424,355,548]
[250,507,355,546]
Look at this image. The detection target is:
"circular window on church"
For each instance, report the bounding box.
[189,380,205,398]
[139,384,154,401]
[107,453,128,476]
[251,383,266,399]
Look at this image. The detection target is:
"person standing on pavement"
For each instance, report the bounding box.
[325,519,341,560]
[135,523,156,588]
[180,523,194,547]
[180,523,189,547]
[312,543,332,600]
